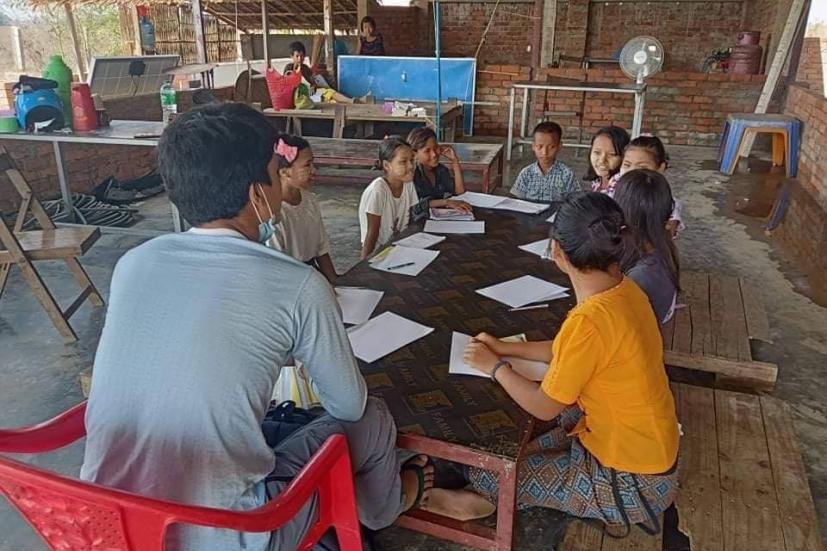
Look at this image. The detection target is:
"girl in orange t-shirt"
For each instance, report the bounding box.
[462,192,680,535]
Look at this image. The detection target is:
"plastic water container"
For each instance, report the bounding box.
[42,55,73,128]
[71,82,97,132]
[159,82,177,125]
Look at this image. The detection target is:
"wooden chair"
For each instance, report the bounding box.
[0,146,103,342]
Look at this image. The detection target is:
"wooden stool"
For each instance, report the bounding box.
[718,113,801,177]
[0,146,103,342]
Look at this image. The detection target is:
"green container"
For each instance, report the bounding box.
[42,55,73,128]
[0,116,19,133]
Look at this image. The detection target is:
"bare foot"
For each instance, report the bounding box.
[420,488,496,521]
[401,455,435,511]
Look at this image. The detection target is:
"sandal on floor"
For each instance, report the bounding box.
[401,456,433,511]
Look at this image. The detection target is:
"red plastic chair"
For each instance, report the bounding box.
[0,401,363,550]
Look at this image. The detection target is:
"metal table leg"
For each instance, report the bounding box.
[52,141,75,223]
[520,87,530,141]
[506,87,516,161]
[631,88,645,138]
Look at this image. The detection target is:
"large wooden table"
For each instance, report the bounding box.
[308,137,504,192]
[264,102,464,141]
[337,205,565,550]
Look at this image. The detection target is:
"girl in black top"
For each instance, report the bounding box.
[407,127,472,219]
[357,17,386,56]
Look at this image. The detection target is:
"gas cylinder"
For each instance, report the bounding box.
[730,31,763,74]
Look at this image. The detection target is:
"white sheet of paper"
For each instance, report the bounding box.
[370,245,440,276]
[476,275,570,308]
[448,332,486,377]
[518,238,551,259]
[448,332,550,382]
[347,311,434,363]
[494,197,551,215]
[335,287,384,325]
[546,212,557,223]
[453,191,507,209]
[424,220,486,234]
[394,232,446,249]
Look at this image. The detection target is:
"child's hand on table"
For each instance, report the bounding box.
[444,199,472,213]
[473,332,509,356]
[463,338,500,376]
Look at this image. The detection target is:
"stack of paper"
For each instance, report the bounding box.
[454,191,508,209]
[476,275,569,308]
[370,245,440,276]
[546,212,557,223]
[453,192,549,215]
[335,287,384,325]
[394,232,446,249]
[448,332,549,381]
[423,220,485,234]
[518,238,551,259]
[347,312,434,362]
[492,198,551,215]
[430,207,474,221]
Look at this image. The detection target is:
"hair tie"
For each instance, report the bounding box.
[275,139,298,164]
[639,132,654,138]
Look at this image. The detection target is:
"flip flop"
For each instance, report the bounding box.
[401,456,433,511]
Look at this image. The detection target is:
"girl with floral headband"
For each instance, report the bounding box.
[270,134,338,284]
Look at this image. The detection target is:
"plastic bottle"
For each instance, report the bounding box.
[71,82,97,132]
[42,55,73,128]
[159,82,177,125]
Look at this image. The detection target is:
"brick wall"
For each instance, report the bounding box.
[432,0,749,71]
[371,5,432,57]
[473,64,765,145]
[0,86,234,215]
[585,1,745,71]
[796,37,827,97]
[774,84,827,274]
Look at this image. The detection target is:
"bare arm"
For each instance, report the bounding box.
[451,161,466,195]
[464,340,566,421]
[476,333,553,363]
[315,253,338,284]
[361,213,382,259]
[356,38,362,55]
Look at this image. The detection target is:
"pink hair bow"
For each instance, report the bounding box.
[275,139,298,163]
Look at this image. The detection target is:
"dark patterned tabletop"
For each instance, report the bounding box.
[338,206,575,459]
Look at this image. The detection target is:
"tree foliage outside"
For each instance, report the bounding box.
[0,0,125,75]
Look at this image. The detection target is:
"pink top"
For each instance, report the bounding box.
[592,174,686,238]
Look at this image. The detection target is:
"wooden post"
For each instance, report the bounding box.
[192,0,208,63]
[357,0,368,28]
[531,0,543,67]
[540,0,557,67]
[261,0,271,67]
[64,3,87,80]
[323,0,335,82]
[132,8,142,55]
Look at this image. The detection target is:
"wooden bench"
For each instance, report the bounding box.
[308,137,505,193]
[560,383,823,551]
[662,272,778,390]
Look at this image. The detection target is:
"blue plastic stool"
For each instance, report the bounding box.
[717,114,801,177]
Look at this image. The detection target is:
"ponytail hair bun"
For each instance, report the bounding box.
[550,192,627,272]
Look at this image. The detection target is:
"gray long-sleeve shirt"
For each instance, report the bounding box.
[80,231,366,550]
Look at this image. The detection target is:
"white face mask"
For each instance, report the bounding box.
[253,184,279,244]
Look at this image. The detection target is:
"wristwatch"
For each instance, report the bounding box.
[490,360,511,383]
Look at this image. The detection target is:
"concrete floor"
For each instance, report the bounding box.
[2,143,827,550]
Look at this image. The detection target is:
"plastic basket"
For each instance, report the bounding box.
[265,69,302,111]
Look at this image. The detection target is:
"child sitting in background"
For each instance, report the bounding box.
[586,126,630,196]
[357,16,385,56]
[269,135,337,284]
[618,134,685,238]
[407,127,471,218]
[614,169,680,324]
[284,42,359,104]
[359,137,419,258]
[511,121,580,202]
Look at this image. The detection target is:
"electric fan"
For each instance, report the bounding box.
[618,36,665,136]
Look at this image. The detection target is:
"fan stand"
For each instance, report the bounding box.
[631,73,646,137]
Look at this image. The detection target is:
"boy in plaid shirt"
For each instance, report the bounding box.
[511,121,580,202]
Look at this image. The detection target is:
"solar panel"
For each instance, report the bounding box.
[88,55,180,99]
